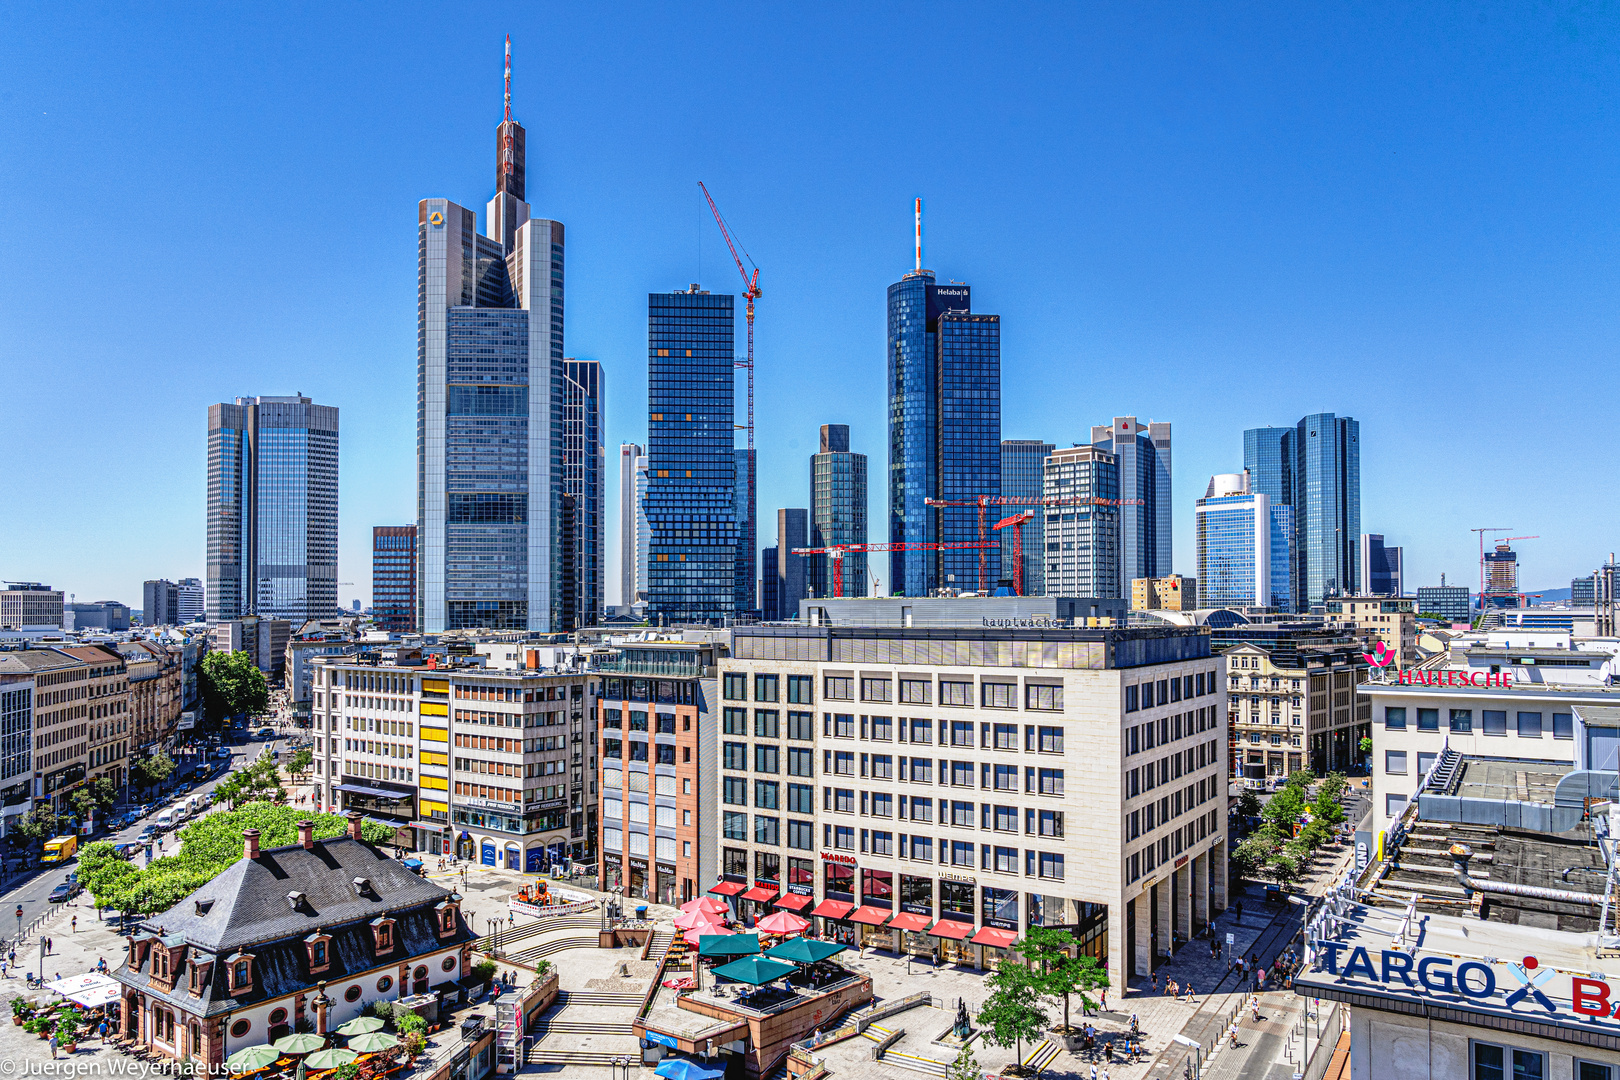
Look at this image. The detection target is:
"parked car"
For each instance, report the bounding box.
[48,883,76,903]
[255,728,275,738]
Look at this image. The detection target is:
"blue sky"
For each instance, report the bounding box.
[2,3,1617,608]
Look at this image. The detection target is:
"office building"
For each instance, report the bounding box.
[760,548,780,621]
[1194,472,1293,610]
[562,358,605,629]
[65,601,133,632]
[1325,594,1418,667]
[1243,414,1360,609]
[207,395,339,624]
[372,526,418,633]
[1001,440,1054,595]
[887,268,1000,597]
[596,638,721,904]
[810,425,868,600]
[176,578,204,623]
[1416,577,1471,623]
[1599,558,1620,637]
[1572,574,1597,607]
[1224,640,1366,779]
[213,617,292,678]
[0,583,63,630]
[773,509,809,617]
[0,668,33,832]
[1132,575,1197,612]
[1042,445,1120,598]
[142,580,179,627]
[417,69,565,634]
[718,623,1227,979]
[618,443,646,606]
[1485,541,1521,608]
[736,449,756,616]
[1090,418,1172,596]
[645,287,738,624]
[1359,533,1402,596]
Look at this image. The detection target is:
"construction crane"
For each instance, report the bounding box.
[992,512,1034,596]
[924,495,1147,592]
[699,182,760,605]
[790,541,996,599]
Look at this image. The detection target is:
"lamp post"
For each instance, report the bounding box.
[37,935,46,985]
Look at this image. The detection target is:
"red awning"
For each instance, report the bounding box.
[774,893,813,911]
[810,899,854,920]
[970,926,1019,948]
[708,881,746,896]
[849,905,893,926]
[888,912,932,933]
[740,885,778,903]
[928,919,975,940]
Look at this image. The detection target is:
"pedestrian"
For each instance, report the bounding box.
[1150,972,1157,994]
[1184,983,1195,1002]
[49,1031,58,1059]
[1090,1064,1097,1080]
[98,1020,108,1042]
[46,937,52,954]
[71,915,77,933]
[1099,987,1107,1011]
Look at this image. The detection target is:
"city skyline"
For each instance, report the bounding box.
[5,7,1620,606]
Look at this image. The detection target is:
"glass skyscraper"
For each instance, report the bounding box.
[646,288,738,623]
[562,358,604,629]
[1041,445,1120,597]
[810,424,867,599]
[206,395,339,624]
[1243,414,1360,609]
[887,270,1000,596]
[1195,473,1292,609]
[617,442,645,607]
[417,93,566,632]
[372,525,418,632]
[1089,417,1171,596]
[1000,440,1054,595]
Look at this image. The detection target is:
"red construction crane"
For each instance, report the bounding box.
[791,541,996,599]
[924,495,1146,592]
[699,182,761,601]
[993,512,1034,596]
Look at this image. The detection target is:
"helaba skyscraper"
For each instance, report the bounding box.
[887,202,1000,596]
[417,39,566,632]
[646,287,738,623]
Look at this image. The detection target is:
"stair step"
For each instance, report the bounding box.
[528,1051,639,1067]
[883,1051,950,1076]
[530,1020,638,1035]
[555,991,645,1007]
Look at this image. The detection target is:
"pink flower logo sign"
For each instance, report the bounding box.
[1363,641,1394,668]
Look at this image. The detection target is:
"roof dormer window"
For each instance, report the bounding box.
[304,931,332,976]
[226,952,255,994]
[370,917,396,956]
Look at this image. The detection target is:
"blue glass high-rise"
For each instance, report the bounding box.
[1000,440,1053,594]
[810,424,867,599]
[1243,414,1359,609]
[646,288,738,623]
[887,270,1000,596]
[1090,417,1172,596]
[1194,473,1292,609]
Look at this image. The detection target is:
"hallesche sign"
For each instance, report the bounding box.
[1302,941,1620,1026]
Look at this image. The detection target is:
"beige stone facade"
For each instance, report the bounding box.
[1224,641,1368,783]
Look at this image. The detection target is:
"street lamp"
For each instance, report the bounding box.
[37,935,46,986]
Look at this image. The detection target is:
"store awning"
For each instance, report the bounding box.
[927,919,975,940]
[739,885,778,903]
[709,881,746,896]
[810,899,853,920]
[333,783,411,800]
[411,820,447,832]
[970,926,1019,949]
[887,912,932,933]
[773,893,813,911]
[848,905,892,926]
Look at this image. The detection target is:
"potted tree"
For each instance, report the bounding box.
[57,1018,79,1053]
[12,999,33,1026]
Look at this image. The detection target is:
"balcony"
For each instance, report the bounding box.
[592,657,711,679]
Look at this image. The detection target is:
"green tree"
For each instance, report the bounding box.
[199,650,269,722]
[1233,789,1263,819]
[134,751,177,793]
[946,1045,982,1080]
[1014,926,1080,1033]
[1285,767,1316,792]
[1265,850,1304,889]
[977,959,1049,1069]
[288,748,314,780]
[1231,833,1276,882]
[10,806,58,845]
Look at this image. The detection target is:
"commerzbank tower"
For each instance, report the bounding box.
[416,39,568,632]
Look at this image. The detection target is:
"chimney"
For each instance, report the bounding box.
[346,811,364,841]
[298,820,315,850]
[244,829,261,861]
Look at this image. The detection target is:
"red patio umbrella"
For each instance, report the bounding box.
[754,910,810,936]
[680,897,730,916]
[675,908,727,930]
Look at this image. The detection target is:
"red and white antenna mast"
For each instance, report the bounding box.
[503,35,512,122]
[914,197,923,271]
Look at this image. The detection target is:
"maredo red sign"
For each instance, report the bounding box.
[819,851,857,865]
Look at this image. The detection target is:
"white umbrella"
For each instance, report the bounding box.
[47,973,120,1007]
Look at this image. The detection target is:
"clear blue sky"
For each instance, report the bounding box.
[3,3,1616,608]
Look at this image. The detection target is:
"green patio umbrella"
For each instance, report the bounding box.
[336,1016,386,1036]
[698,932,760,958]
[711,956,798,986]
[304,1048,358,1071]
[226,1045,283,1072]
[346,1031,400,1053]
[273,1033,328,1054]
[765,938,849,965]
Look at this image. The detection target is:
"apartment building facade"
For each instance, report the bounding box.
[0,670,34,833]
[0,647,128,808]
[1223,641,1368,782]
[713,625,1228,980]
[118,640,182,762]
[311,652,591,870]
[595,641,719,906]
[1325,594,1417,666]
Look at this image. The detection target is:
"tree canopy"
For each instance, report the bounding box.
[199,650,268,721]
[978,957,1049,1065]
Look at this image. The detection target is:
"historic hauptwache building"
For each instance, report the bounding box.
[111,813,477,1066]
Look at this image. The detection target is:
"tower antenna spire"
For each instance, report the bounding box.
[914,197,923,272]
[504,35,512,122]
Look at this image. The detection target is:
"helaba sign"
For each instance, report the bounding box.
[1373,668,1517,689]
[1312,942,1620,1022]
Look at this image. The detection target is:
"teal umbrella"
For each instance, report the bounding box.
[226,1046,283,1072]
[346,1031,399,1053]
[304,1049,357,1071]
[711,956,798,985]
[273,1033,328,1054]
[336,1017,385,1036]
[698,932,760,958]
[766,938,849,965]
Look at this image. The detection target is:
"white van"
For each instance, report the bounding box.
[155,810,175,830]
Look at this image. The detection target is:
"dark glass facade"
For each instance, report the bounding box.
[810,424,867,600]
[887,271,1000,596]
[1243,414,1360,609]
[1090,418,1171,596]
[646,289,738,623]
[372,526,417,632]
[736,448,756,615]
[206,396,339,623]
[1000,440,1053,595]
[563,359,604,630]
